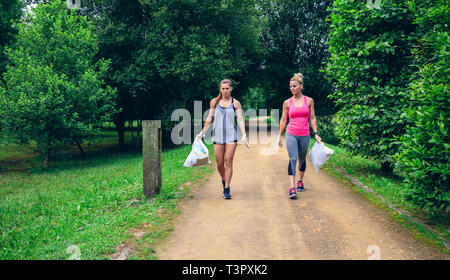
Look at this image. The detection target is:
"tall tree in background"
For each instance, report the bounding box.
[0,1,116,168]
[135,0,262,140]
[259,0,333,115]
[326,0,418,171]
[81,0,148,148]
[81,0,262,146]
[0,0,23,75]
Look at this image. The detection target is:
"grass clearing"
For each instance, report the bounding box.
[0,132,214,260]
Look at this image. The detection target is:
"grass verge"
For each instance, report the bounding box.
[317,141,449,255]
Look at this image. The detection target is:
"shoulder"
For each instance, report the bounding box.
[306,96,314,105]
[283,98,290,107]
[233,98,242,109]
[210,97,219,106]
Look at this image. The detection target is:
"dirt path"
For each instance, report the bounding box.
[155,120,447,260]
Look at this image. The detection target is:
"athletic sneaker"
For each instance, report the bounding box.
[223,187,232,199]
[289,187,297,199]
[297,181,305,192]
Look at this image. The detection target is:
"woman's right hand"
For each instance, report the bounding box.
[277,134,283,147]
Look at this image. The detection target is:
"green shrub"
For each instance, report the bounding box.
[313,115,340,145]
[326,0,418,163]
[395,1,449,219]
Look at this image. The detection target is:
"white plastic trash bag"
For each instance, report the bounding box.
[309,142,334,173]
[183,138,211,167]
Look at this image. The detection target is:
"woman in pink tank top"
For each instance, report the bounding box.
[278,73,322,199]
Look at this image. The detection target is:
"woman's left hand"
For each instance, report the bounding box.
[315,133,322,143]
[241,133,250,148]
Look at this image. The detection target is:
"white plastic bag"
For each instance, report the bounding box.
[183,138,211,167]
[309,142,334,173]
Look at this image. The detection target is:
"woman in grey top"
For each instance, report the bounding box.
[196,79,247,199]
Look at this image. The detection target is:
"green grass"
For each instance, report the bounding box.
[0,133,214,260]
[317,141,450,253]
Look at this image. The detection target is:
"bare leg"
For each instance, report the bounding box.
[214,144,225,181]
[224,142,237,188]
[298,171,305,182]
[289,175,296,188]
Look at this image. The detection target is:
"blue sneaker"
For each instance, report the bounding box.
[223,187,232,199]
[289,187,297,199]
[297,181,305,192]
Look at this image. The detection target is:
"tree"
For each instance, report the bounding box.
[326,0,418,171]
[81,0,263,145]
[259,0,334,115]
[0,0,23,74]
[80,0,148,148]
[0,0,116,168]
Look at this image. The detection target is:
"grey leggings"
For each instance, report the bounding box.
[286,133,310,176]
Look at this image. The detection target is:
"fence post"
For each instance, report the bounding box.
[142,120,162,199]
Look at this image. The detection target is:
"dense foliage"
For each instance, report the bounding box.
[0,1,116,167]
[0,0,23,74]
[81,0,263,145]
[259,0,334,115]
[326,0,418,168]
[327,0,449,216]
[395,0,449,218]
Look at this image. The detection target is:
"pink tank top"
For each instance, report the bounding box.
[286,96,310,136]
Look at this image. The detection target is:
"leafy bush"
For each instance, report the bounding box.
[395,0,449,219]
[326,0,418,164]
[313,115,340,145]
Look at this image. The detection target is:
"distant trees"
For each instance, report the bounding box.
[0,0,23,74]
[81,0,263,145]
[0,1,116,168]
[258,0,334,115]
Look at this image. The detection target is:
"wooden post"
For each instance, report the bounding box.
[142,120,162,199]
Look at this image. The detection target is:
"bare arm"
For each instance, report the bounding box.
[199,99,216,136]
[279,100,289,136]
[309,97,322,143]
[234,100,246,136]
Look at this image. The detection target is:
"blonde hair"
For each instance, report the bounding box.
[212,79,233,107]
[290,73,303,85]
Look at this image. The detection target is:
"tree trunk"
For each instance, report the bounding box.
[137,119,142,147]
[129,120,134,144]
[76,141,85,157]
[44,150,50,169]
[114,118,125,149]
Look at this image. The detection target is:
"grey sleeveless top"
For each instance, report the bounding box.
[211,98,238,144]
